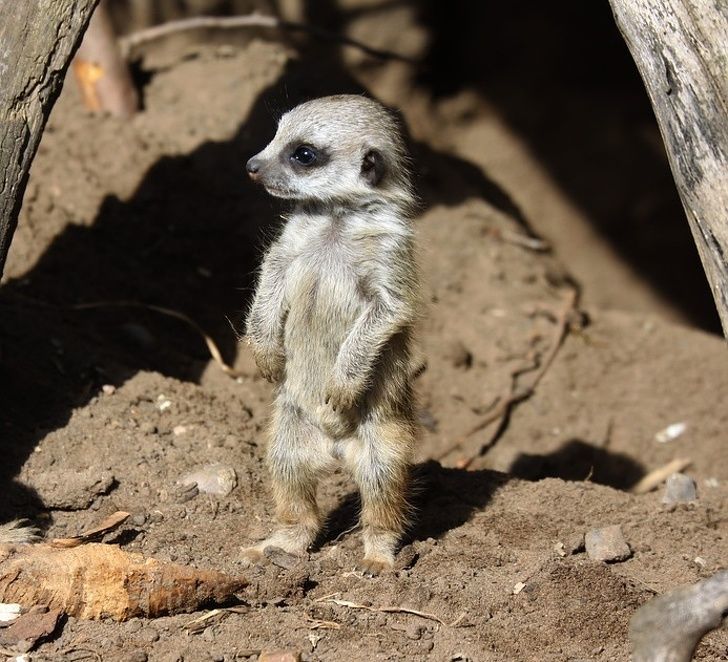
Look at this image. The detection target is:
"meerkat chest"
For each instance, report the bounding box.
[285,218,368,320]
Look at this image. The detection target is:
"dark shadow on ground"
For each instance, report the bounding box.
[510,439,645,491]
[0,41,525,524]
[316,460,508,549]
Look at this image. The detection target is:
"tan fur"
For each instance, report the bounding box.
[242,95,421,573]
[0,520,40,545]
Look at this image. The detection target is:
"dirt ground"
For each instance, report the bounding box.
[1,5,728,661]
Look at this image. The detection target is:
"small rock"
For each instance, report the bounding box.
[173,425,188,436]
[139,421,157,435]
[138,627,160,644]
[585,525,632,563]
[156,394,173,412]
[264,546,301,570]
[101,384,116,395]
[406,623,425,640]
[662,473,697,504]
[442,339,473,369]
[180,464,237,496]
[175,482,200,503]
[259,651,301,662]
[654,421,687,443]
[33,469,115,510]
[512,581,526,594]
[131,513,146,527]
[563,532,585,555]
[0,608,62,649]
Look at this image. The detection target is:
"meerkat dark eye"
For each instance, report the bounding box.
[291,145,317,166]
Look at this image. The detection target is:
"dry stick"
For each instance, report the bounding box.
[438,287,578,466]
[631,457,692,495]
[322,598,456,627]
[71,300,242,378]
[118,13,418,63]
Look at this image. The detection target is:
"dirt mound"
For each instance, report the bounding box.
[1,37,726,662]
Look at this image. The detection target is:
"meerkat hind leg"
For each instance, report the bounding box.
[348,418,413,575]
[241,400,330,565]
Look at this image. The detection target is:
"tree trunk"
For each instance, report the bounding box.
[608,0,728,337]
[0,0,99,279]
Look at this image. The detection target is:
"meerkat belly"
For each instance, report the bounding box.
[283,255,365,408]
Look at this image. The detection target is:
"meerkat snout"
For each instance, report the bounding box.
[246,156,262,181]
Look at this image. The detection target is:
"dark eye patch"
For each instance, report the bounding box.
[281,141,330,170]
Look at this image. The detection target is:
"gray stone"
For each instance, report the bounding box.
[662,472,697,504]
[585,525,632,563]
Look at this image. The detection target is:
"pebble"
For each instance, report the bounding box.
[406,623,425,640]
[662,472,697,504]
[264,546,301,570]
[180,464,237,496]
[102,384,116,395]
[585,525,632,562]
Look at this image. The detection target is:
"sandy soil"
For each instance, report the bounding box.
[1,17,727,662]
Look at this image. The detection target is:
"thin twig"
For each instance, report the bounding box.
[438,287,578,466]
[58,648,102,662]
[306,616,342,630]
[119,13,418,64]
[321,597,459,627]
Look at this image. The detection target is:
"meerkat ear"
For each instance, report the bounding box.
[361,149,385,186]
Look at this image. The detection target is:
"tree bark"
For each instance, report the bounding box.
[0,0,99,279]
[608,0,728,337]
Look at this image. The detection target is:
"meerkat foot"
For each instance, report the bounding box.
[357,553,394,576]
[239,546,266,567]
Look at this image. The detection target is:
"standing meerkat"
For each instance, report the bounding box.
[242,95,420,574]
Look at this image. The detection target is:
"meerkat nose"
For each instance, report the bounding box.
[246,157,262,181]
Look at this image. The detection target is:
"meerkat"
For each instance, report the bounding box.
[242,95,420,574]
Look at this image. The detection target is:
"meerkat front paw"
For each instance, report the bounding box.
[324,375,364,411]
[250,345,285,383]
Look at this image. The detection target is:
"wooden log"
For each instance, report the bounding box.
[608,0,728,337]
[0,0,99,279]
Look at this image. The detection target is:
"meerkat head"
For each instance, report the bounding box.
[246,95,414,210]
